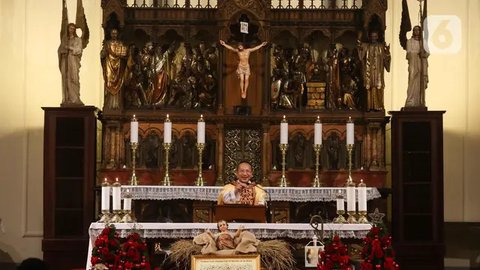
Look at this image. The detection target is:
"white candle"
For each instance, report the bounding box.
[101,178,110,211]
[123,198,132,211]
[164,114,172,143]
[280,115,288,144]
[130,115,138,143]
[197,115,205,144]
[346,117,354,145]
[314,116,322,145]
[112,178,121,211]
[346,185,356,212]
[358,179,367,212]
[336,191,344,211]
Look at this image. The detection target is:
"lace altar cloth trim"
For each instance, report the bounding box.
[89,222,371,240]
[121,186,381,202]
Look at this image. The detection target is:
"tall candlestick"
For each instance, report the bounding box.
[336,191,345,212]
[112,178,121,211]
[110,178,122,223]
[197,115,205,144]
[123,197,132,211]
[98,178,111,223]
[334,191,346,223]
[358,179,367,211]
[164,114,172,143]
[346,181,357,223]
[346,184,355,212]
[314,116,322,145]
[357,179,368,223]
[280,115,288,144]
[101,178,110,211]
[130,115,138,143]
[121,189,134,223]
[346,116,354,145]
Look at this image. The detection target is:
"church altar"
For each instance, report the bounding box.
[121,186,381,202]
[87,222,372,269]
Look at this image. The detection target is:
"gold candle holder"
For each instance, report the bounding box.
[346,144,353,184]
[357,211,368,223]
[110,209,123,223]
[279,143,288,187]
[163,142,172,186]
[130,142,138,185]
[196,143,205,186]
[347,211,358,223]
[334,209,347,223]
[98,210,111,223]
[312,144,322,187]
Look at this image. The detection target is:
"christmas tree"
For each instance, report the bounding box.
[360,221,399,270]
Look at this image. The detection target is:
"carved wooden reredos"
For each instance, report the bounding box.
[99,0,389,187]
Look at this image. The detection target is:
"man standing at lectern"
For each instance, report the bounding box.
[219,161,266,205]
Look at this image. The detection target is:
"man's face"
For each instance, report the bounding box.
[238,44,244,51]
[235,163,252,183]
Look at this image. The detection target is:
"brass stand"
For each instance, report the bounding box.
[357,211,368,223]
[196,143,205,186]
[334,210,347,223]
[121,210,133,223]
[163,143,171,186]
[110,209,123,223]
[279,143,288,187]
[130,142,138,185]
[98,210,111,223]
[347,210,358,223]
[312,144,322,187]
[347,144,353,184]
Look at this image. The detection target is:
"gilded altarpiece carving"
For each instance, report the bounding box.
[99,0,390,223]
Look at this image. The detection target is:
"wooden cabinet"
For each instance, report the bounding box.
[42,106,98,270]
[390,110,445,270]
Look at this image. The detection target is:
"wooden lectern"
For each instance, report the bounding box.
[215,205,267,223]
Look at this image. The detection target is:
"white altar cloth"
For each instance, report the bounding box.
[87,222,372,269]
[121,186,381,202]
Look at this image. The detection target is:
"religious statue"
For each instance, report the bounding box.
[58,0,89,107]
[192,220,259,255]
[404,25,429,108]
[219,40,268,101]
[101,28,127,110]
[357,31,391,111]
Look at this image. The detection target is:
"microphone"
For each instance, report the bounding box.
[248,179,272,223]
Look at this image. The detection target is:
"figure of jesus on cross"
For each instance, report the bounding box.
[220,40,268,100]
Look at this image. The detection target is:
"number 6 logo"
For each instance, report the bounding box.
[424,15,462,54]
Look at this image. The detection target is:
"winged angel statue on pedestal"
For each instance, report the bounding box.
[58,0,89,106]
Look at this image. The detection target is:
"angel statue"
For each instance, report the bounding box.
[58,0,89,106]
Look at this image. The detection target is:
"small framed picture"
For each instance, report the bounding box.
[191,254,260,270]
[305,246,322,267]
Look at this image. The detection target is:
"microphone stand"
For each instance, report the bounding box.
[249,180,272,223]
